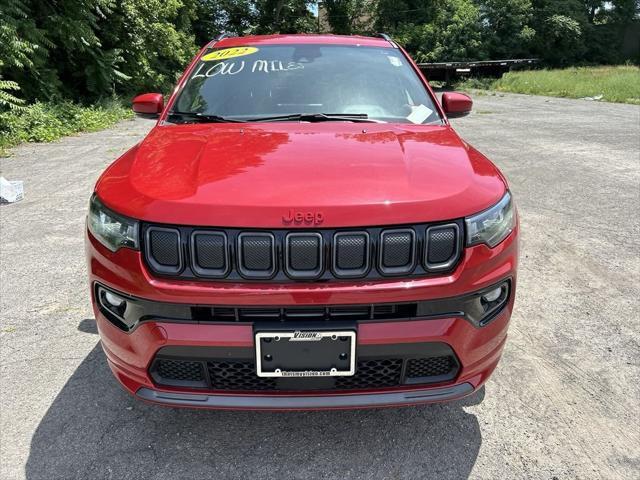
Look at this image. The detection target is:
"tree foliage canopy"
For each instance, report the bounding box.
[0,0,638,108]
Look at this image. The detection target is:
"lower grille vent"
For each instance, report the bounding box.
[191,303,418,323]
[151,354,458,392]
[208,361,276,391]
[405,356,458,383]
[155,359,203,383]
[335,359,402,389]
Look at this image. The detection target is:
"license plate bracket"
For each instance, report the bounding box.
[255,330,356,378]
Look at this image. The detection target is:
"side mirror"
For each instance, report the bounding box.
[132,93,164,117]
[442,92,472,118]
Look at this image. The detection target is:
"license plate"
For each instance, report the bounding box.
[255,330,356,378]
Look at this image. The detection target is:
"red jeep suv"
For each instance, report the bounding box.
[86,34,518,409]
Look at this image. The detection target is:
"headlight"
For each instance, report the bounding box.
[465,191,515,247]
[88,194,139,252]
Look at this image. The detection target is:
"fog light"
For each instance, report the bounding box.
[482,287,502,303]
[98,287,128,320]
[104,291,125,308]
[96,285,138,332]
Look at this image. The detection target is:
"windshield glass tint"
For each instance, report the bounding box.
[173,44,441,124]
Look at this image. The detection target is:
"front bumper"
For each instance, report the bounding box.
[87,224,518,410]
[136,383,474,409]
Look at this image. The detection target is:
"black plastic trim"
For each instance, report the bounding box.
[136,382,474,409]
[93,278,512,333]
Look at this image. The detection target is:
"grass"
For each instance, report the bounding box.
[456,65,640,105]
[0,99,134,156]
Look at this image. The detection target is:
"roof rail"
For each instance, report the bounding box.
[375,33,398,48]
[206,33,236,49]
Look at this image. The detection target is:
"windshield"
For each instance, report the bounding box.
[172,44,442,124]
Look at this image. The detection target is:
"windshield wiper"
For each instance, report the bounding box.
[247,113,384,123]
[167,111,245,123]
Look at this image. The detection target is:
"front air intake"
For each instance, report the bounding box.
[191,231,229,277]
[143,221,462,282]
[145,227,182,274]
[285,233,323,279]
[238,232,276,278]
[425,224,461,271]
[379,229,416,275]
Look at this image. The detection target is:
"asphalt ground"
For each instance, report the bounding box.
[1,93,639,479]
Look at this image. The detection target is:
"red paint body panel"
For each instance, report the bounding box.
[96,124,505,228]
[442,92,473,117]
[88,34,519,409]
[131,93,164,115]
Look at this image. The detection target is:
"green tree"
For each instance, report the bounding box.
[99,0,199,93]
[529,0,588,65]
[193,0,256,43]
[374,0,432,32]
[253,0,316,34]
[323,0,372,34]
[0,0,44,108]
[384,0,484,62]
[609,0,640,23]
[478,0,535,59]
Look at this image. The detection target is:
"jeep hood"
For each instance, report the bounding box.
[96,123,506,228]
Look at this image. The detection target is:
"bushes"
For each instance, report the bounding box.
[0,100,133,155]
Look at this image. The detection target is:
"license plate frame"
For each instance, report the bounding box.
[255,330,356,378]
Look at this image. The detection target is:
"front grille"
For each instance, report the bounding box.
[146,227,182,274]
[190,303,418,322]
[208,361,276,390]
[379,229,415,274]
[286,233,323,278]
[151,354,459,392]
[426,225,460,270]
[334,232,369,276]
[335,358,402,389]
[406,356,458,380]
[191,231,228,277]
[238,233,275,278]
[142,221,462,282]
[155,359,203,382]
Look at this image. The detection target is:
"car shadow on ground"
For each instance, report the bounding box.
[25,320,484,480]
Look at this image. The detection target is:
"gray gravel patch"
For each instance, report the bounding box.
[1,93,639,479]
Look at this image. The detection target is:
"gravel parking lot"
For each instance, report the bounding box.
[1,93,639,480]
